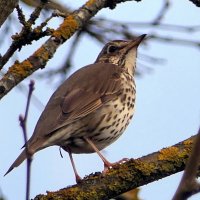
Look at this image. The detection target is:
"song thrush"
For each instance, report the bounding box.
[5,34,146,182]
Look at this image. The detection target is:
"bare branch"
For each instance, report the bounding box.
[188,0,200,7]
[172,127,200,200]
[19,80,35,200]
[149,34,200,48]
[38,31,83,81]
[152,0,170,25]
[21,0,71,15]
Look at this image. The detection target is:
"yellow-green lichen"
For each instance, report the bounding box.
[53,15,79,40]
[183,138,193,146]
[34,46,50,65]
[86,0,96,7]
[158,146,179,161]
[8,60,33,78]
[134,160,156,176]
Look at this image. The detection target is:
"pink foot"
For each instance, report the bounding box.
[75,174,82,184]
[103,158,129,174]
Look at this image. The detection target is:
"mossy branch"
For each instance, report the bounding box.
[0,0,140,100]
[0,0,105,99]
[33,135,195,200]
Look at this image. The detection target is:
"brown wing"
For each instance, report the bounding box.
[32,63,123,138]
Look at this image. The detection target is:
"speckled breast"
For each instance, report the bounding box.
[66,72,136,154]
[91,73,135,148]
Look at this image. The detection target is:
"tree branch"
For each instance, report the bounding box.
[33,135,195,200]
[172,127,200,200]
[0,0,140,100]
[0,0,18,27]
[188,0,200,7]
[19,80,35,200]
[0,2,51,70]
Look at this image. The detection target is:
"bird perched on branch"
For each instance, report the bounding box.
[5,34,146,182]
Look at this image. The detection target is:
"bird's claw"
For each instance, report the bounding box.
[102,157,129,174]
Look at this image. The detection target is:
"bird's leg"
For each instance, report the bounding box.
[63,147,82,183]
[83,137,126,174]
[68,151,82,183]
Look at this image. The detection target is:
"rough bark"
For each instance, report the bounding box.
[34,135,195,200]
[0,0,18,27]
[0,0,140,100]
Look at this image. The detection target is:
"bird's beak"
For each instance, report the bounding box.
[133,34,147,46]
[124,34,146,53]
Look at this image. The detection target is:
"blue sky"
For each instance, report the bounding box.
[1,0,200,199]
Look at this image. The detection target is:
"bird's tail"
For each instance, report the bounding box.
[4,149,29,176]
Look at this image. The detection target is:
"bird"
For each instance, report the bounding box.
[5,34,146,182]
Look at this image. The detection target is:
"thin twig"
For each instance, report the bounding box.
[19,80,35,200]
[152,0,170,25]
[172,126,200,200]
[16,5,26,26]
[27,1,47,25]
[38,31,83,81]
[0,1,49,70]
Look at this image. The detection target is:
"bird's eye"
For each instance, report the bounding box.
[107,45,118,53]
